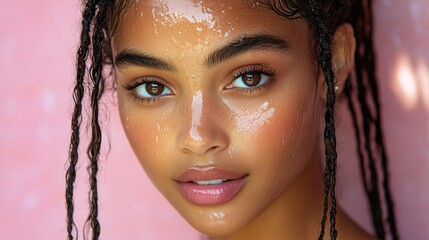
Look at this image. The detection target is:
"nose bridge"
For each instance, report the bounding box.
[178,90,228,154]
[190,91,203,142]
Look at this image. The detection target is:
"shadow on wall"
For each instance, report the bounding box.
[371,0,428,238]
[381,47,429,240]
[338,0,429,239]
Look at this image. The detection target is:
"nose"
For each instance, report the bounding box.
[177,91,230,155]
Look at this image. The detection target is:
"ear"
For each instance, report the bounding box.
[318,23,356,97]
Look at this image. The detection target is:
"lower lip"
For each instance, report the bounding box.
[177,177,247,206]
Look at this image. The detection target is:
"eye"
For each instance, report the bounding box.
[226,65,277,94]
[231,72,270,89]
[134,82,172,99]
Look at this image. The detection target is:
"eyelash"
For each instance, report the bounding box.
[122,77,170,104]
[122,65,278,104]
[230,65,277,94]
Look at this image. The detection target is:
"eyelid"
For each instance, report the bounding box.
[225,65,277,90]
[122,76,167,91]
[121,76,174,104]
[232,65,276,79]
[230,64,277,83]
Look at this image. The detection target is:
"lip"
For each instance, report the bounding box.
[175,166,248,206]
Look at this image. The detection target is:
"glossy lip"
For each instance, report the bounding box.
[175,166,248,206]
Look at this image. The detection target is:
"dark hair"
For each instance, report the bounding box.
[66,0,399,239]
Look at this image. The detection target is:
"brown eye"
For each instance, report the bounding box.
[145,83,164,96]
[229,69,271,91]
[242,73,262,87]
[134,82,172,99]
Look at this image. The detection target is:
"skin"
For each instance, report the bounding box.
[111,0,374,239]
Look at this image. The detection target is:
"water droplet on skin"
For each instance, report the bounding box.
[225,101,276,132]
[125,117,130,130]
[227,145,235,158]
[208,210,226,220]
[189,91,203,141]
[281,132,287,147]
[149,1,217,30]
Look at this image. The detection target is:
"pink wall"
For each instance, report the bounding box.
[0,0,427,239]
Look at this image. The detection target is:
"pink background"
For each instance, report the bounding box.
[0,0,428,239]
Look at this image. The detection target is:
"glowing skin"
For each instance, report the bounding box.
[112,1,372,239]
[190,91,203,141]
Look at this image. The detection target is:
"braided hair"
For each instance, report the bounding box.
[65,0,399,239]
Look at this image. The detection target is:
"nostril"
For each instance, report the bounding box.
[206,145,220,153]
[178,132,229,155]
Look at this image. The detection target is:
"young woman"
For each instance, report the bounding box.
[66,0,399,239]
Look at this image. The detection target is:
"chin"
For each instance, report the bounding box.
[175,205,252,238]
[190,220,241,239]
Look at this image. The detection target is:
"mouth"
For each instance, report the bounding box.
[175,167,248,206]
[192,179,229,185]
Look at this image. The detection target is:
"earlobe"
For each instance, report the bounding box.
[318,23,356,98]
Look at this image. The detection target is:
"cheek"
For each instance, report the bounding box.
[117,93,175,181]
[236,92,321,186]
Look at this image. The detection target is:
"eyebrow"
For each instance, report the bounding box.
[115,50,177,71]
[114,34,290,70]
[205,34,291,67]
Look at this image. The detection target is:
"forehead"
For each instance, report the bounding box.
[141,0,258,23]
[111,0,309,60]
[113,0,267,37]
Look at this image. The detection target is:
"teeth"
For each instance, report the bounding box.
[193,179,227,185]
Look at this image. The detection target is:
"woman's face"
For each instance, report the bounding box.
[113,0,324,236]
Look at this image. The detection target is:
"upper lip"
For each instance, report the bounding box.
[175,166,247,182]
